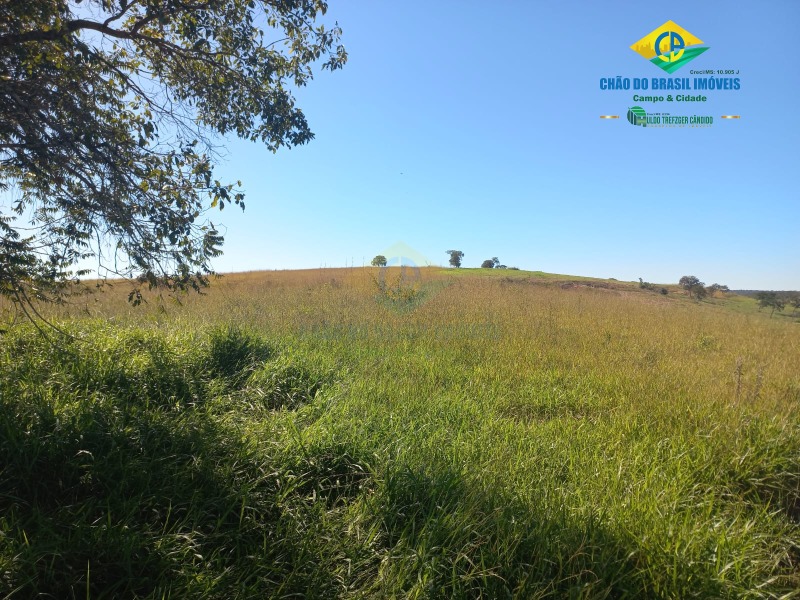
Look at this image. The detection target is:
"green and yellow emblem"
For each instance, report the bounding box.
[630,20,709,74]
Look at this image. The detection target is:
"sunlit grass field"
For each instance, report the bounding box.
[1,267,798,598]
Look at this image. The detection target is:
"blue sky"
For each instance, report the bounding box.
[210,1,796,288]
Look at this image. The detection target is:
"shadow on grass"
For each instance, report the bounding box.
[373,466,611,597]
[2,396,269,596]
[280,440,375,509]
[370,464,744,599]
[0,324,358,598]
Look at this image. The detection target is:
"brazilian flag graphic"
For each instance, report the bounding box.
[630,21,709,74]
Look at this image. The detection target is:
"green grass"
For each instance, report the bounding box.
[1,268,798,598]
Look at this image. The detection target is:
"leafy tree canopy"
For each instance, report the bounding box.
[706,283,729,297]
[371,255,387,267]
[679,275,700,289]
[679,275,704,299]
[446,250,463,268]
[788,292,800,312]
[755,291,785,317]
[692,284,708,300]
[0,0,346,312]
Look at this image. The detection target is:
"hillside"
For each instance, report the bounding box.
[1,267,798,598]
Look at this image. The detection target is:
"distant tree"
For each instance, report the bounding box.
[481,259,495,269]
[371,255,387,267]
[679,275,700,292]
[693,285,708,300]
[446,250,464,268]
[755,291,785,318]
[679,275,705,299]
[496,265,507,269]
[706,283,729,297]
[788,292,800,315]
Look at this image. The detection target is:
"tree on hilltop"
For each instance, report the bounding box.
[706,283,730,297]
[371,255,387,267]
[693,284,708,300]
[0,0,346,314]
[446,250,464,268]
[679,275,705,299]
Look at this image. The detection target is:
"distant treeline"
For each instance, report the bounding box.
[733,290,800,297]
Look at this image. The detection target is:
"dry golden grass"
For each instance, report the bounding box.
[13,267,797,415]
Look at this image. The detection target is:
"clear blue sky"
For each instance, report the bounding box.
[210,1,798,289]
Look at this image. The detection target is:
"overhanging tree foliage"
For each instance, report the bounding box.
[0,0,346,313]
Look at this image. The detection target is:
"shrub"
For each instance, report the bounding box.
[200,324,274,385]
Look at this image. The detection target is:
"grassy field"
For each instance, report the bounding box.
[1,267,798,598]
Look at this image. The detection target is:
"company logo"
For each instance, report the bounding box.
[627,106,647,127]
[630,20,708,73]
[626,106,714,128]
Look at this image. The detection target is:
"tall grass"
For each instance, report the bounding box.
[1,268,798,598]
